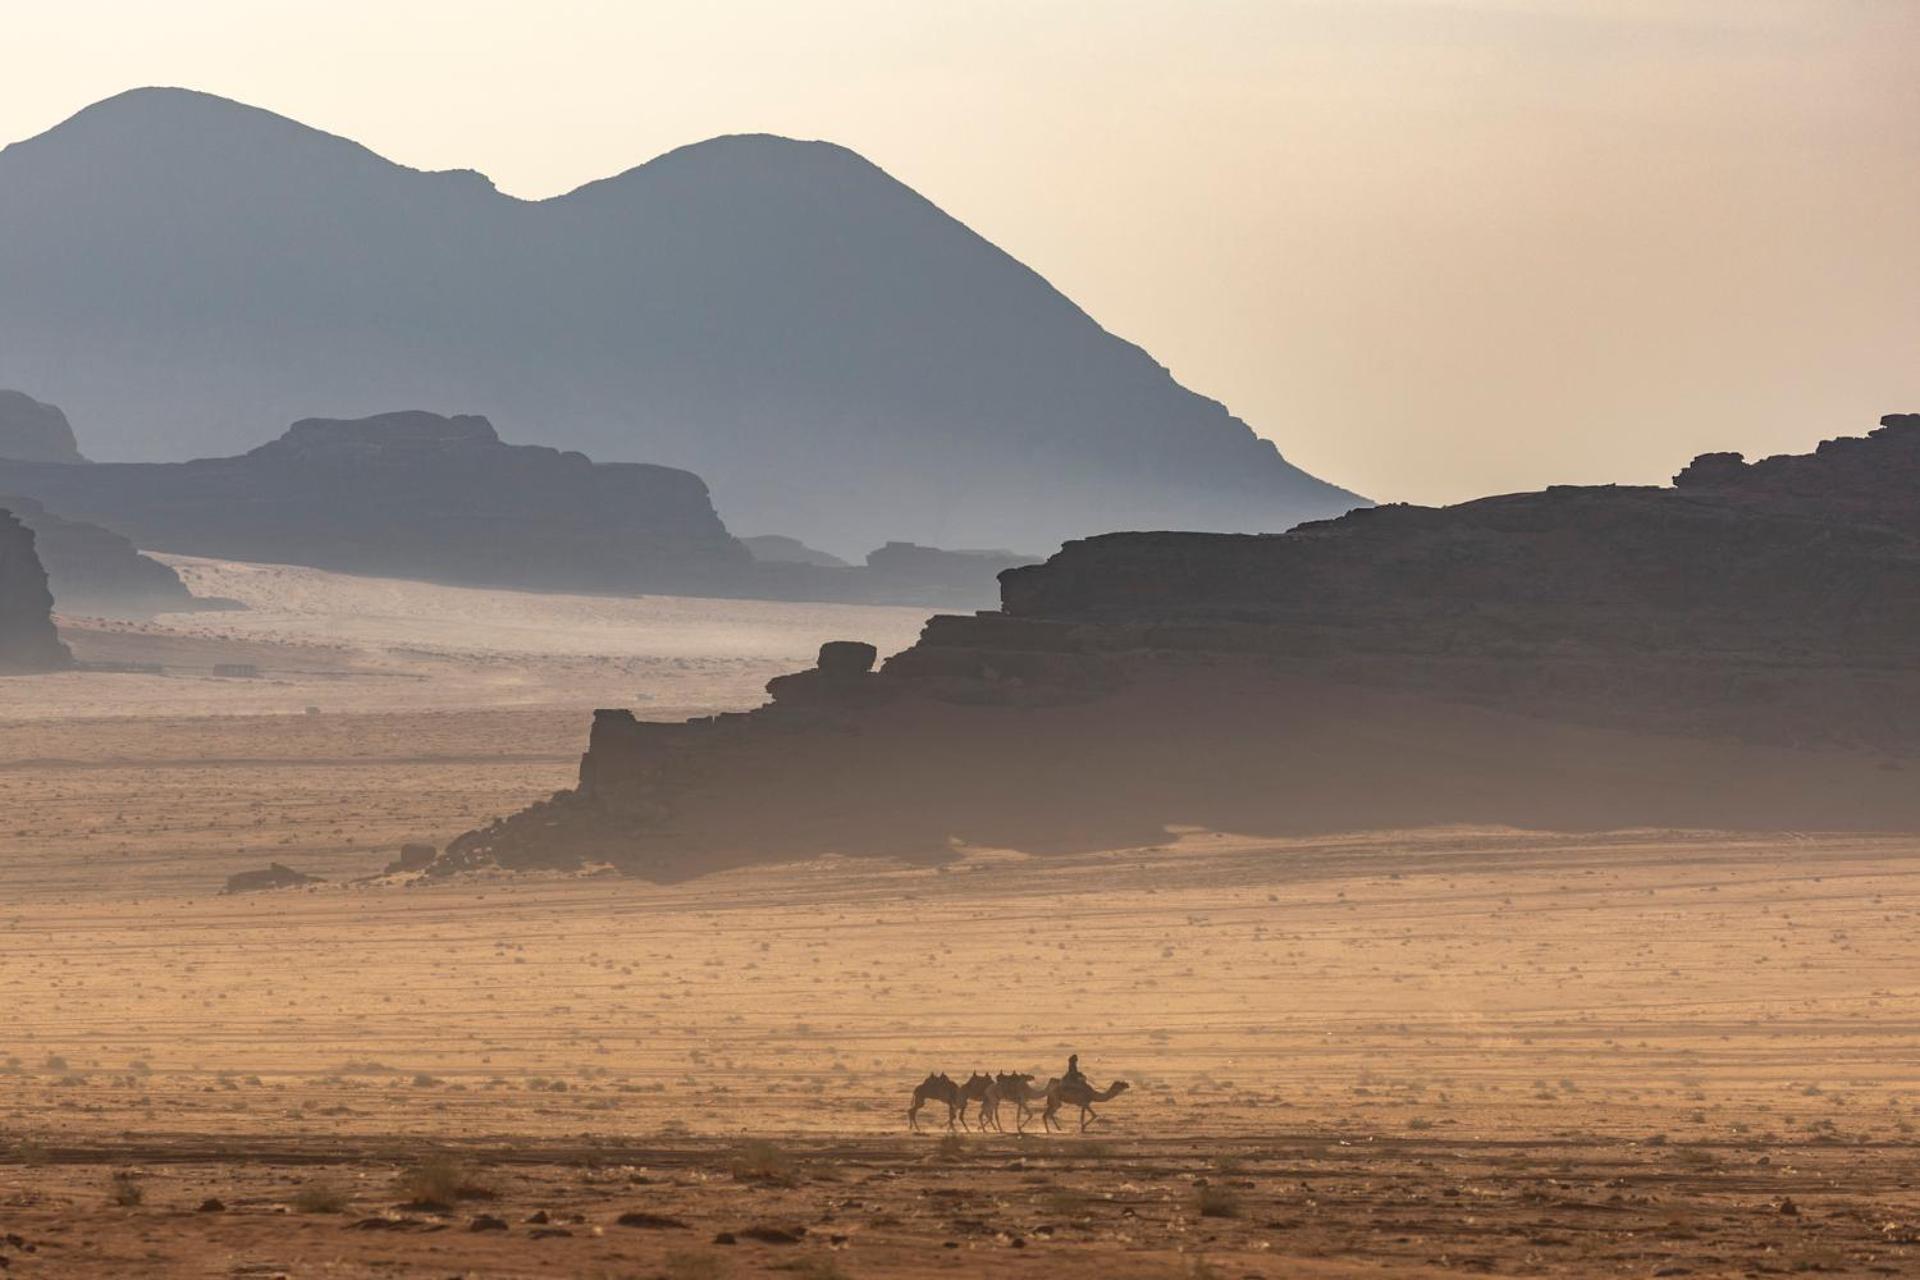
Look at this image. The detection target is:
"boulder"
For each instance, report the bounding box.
[384,843,438,874]
[816,640,878,678]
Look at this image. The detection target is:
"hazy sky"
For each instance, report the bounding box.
[4,1,1916,504]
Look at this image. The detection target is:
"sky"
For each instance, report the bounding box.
[3,0,1916,505]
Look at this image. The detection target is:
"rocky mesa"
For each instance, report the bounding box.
[0,410,751,596]
[434,414,1920,881]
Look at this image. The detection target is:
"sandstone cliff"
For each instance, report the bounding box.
[436,414,1920,880]
[0,509,71,672]
[0,494,212,618]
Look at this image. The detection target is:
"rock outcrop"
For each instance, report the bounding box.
[434,414,1920,881]
[0,509,72,671]
[740,535,849,569]
[0,390,86,464]
[0,411,751,595]
[0,494,214,617]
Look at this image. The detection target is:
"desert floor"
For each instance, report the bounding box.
[2,562,1918,1278]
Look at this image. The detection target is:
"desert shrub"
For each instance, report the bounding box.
[729,1140,797,1186]
[770,1257,851,1280]
[107,1170,144,1206]
[393,1154,495,1207]
[935,1133,966,1161]
[6,1138,49,1165]
[292,1178,353,1213]
[1408,1115,1434,1131]
[663,1252,732,1280]
[1193,1183,1241,1218]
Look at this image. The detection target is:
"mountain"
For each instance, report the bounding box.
[0,88,1363,556]
[433,413,1920,881]
[0,390,86,463]
[0,509,70,671]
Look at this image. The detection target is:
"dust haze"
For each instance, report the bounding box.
[3,7,1919,1279]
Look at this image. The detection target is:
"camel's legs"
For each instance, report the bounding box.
[956,1100,971,1132]
[908,1098,921,1132]
[1080,1105,1094,1132]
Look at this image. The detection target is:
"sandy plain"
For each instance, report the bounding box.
[2,561,1918,1278]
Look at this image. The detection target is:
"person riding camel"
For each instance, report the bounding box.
[1063,1053,1087,1087]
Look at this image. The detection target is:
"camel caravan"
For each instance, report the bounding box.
[908,1055,1130,1134]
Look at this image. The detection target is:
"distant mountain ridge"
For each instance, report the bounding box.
[0,87,1363,555]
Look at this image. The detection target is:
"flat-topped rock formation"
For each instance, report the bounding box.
[0,390,86,464]
[0,409,1038,606]
[0,410,751,595]
[432,414,1920,881]
[0,508,71,671]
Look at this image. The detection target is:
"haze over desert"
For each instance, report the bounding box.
[4,5,1919,1277]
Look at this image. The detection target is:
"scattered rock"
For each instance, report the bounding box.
[615,1211,690,1229]
[197,1198,227,1213]
[467,1214,508,1232]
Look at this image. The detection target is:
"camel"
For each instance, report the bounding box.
[953,1072,993,1131]
[1042,1078,1130,1132]
[907,1071,960,1132]
[981,1072,1048,1134]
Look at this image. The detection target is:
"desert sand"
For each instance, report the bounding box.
[2,562,1917,1278]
